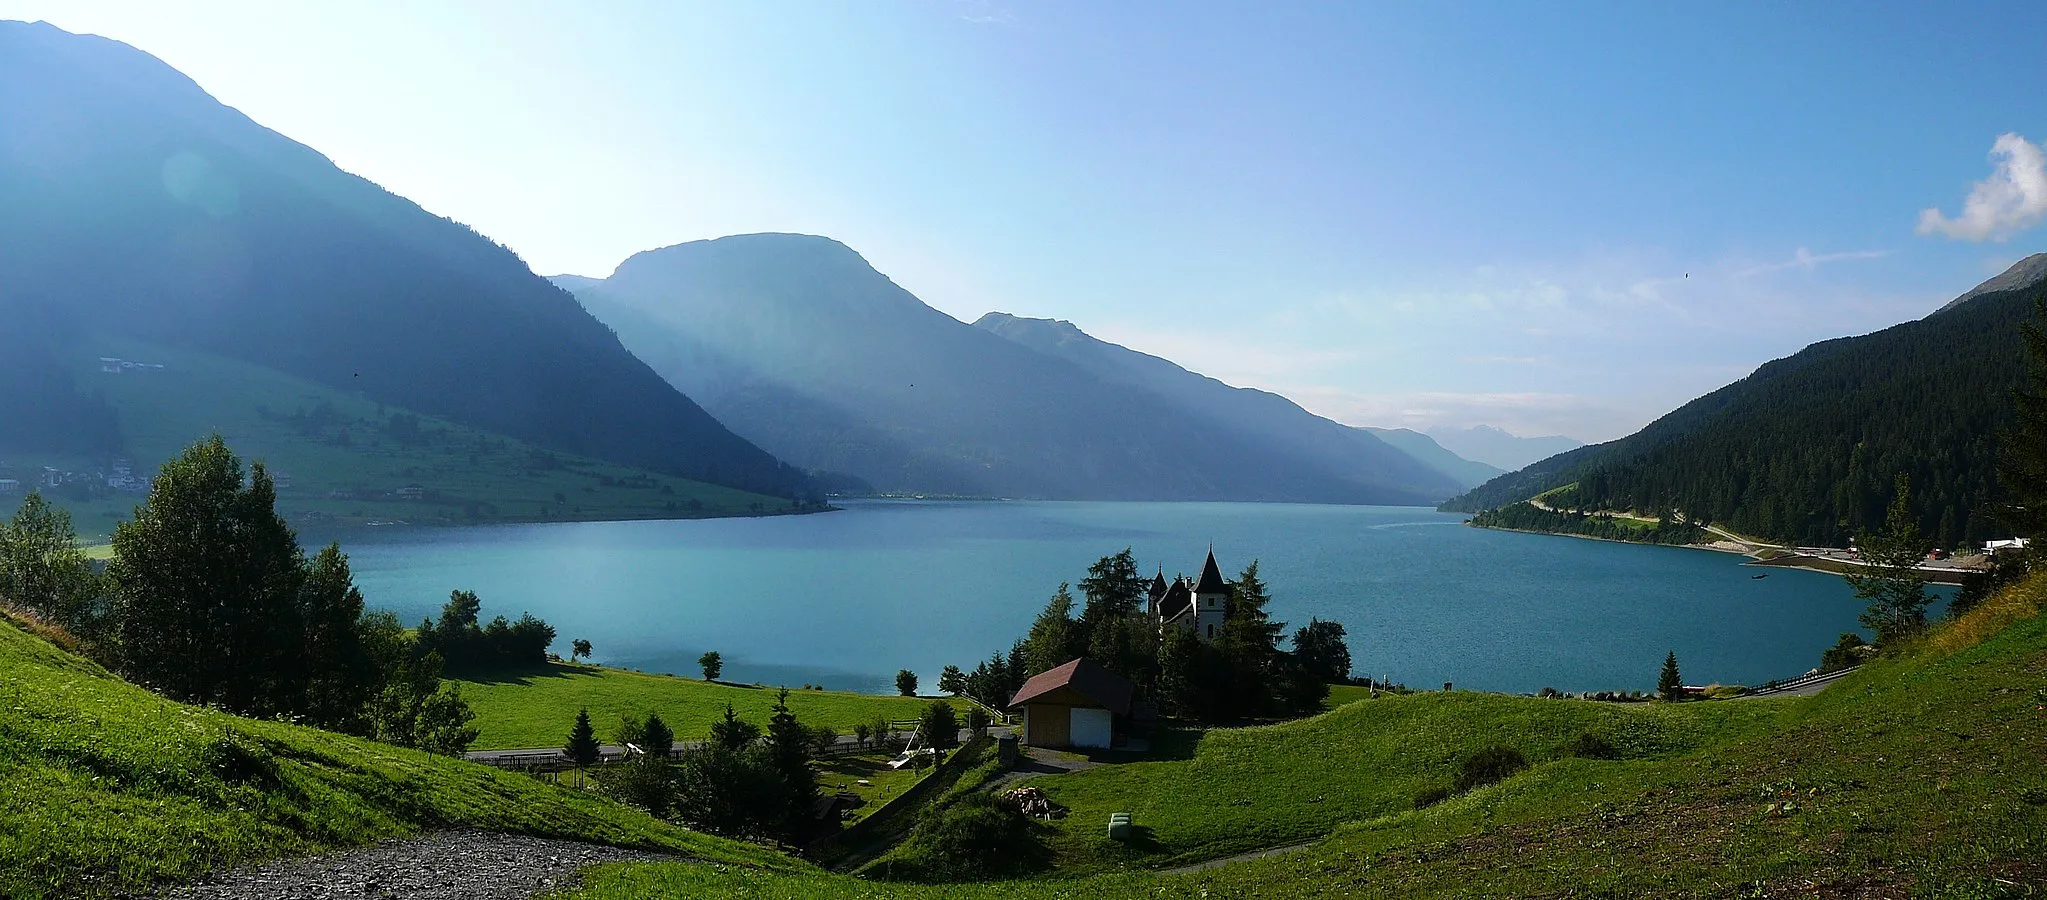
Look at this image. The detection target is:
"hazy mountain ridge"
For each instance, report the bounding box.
[1444,256,2047,547]
[0,21,806,498]
[1425,425,1584,472]
[972,313,1463,496]
[569,234,1460,504]
[1358,427,1504,489]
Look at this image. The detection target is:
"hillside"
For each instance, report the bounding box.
[557,575,2047,897]
[1445,263,2047,548]
[0,611,798,899]
[0,21,806,500]
[2,337,797,540]
[565,234,1456,504]
[1424,425,1583,472]
[453,663,964,750]
[1358,427,1503,489]
[971,313,1462,498]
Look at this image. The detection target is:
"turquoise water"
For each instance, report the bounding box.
[335,501,1928,696]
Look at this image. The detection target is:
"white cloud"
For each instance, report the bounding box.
[1918,132,2047,242]
[1734,246,1889,277]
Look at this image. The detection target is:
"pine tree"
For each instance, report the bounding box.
[299,543,374,729]
[1218,560,1286,718]
[2001,294,2047,541]
[938,664,966,695]
[1022,583,1082,675]
[1657,651,1682,701]
[640,712,675,758]
[1848,474,1932,643]
[895,669,919,696]
[564,707,600,786]
[710,702,761,751]
[763,688,817,832]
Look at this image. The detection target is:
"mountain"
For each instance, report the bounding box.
[1358,427,1504,489]
[1444,256,2047,548]
[1938,252,2047,313]
[1425,425,1584,472]
[0,21,806,499]
[971,313,1463,496]
[564,234,1460,504]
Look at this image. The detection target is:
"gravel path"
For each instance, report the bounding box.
[154,830,682,900]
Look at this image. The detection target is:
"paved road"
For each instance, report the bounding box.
[1739,666,1860,699]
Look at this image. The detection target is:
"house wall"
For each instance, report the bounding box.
[1024,703,1071,747]
[1069,707,1112,749]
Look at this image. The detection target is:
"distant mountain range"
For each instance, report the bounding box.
[562,234,1466,504]
[1445,255,2047,548]
[0,21,806,499]
[1359,428,1505,489]
[1425,426,1584,472]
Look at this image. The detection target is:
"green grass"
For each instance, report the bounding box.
[551,577,2047,898]
[453,663,964,750]
[9,336,797,539]
[1323,683,1374,710]
[0,614,806,900]
[817,754,931,824]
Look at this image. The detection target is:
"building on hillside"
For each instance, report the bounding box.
[1146,550,1232,641]
[1986,538,2031,554]
[1008,657,1134,750]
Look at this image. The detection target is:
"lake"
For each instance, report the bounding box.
[335,501,1929,697]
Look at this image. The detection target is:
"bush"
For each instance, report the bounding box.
[1564,732,1619,760]
[1413,785,1453,809]
[1454,746,1528,792]
[599,755,675,817]
[882,792,1049,882]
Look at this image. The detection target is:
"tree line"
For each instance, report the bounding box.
[1470,501,1707,545]
[0,435,557,755]
[946,549,1354,724]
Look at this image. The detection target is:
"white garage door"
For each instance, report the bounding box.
[1069,708,1112,749]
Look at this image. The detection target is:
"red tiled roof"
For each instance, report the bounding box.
[1008,657,1134,715]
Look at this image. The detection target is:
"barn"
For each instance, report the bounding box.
[1007,657,1133,750]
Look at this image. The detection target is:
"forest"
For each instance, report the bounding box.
[1446,284,2043,549]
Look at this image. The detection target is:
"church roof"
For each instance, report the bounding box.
[1009,657,1134,715]
[1194,550,1229,595]
[1158,578,1193,622]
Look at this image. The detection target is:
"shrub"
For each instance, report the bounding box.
[882,792,1049,882]
[1454,746,1528,792]
[1413,785,1453,808]
[1564,732,1619,760]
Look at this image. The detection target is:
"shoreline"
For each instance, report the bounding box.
[1468,521,1972,585]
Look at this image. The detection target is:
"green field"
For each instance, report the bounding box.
[453,663,965,750]
[0,613,802,900]
[552,574,2047,898]
[7,337,799,539]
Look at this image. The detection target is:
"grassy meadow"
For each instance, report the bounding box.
[453,662,964,749]
[9,336,796,540]
[0,613,803,900]
[550,573,2047,899]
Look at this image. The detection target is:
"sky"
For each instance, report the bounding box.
[6,1,2047,442]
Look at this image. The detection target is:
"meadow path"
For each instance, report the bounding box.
[154,829,680,900]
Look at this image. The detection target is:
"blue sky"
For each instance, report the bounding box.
[7,1,2047,441]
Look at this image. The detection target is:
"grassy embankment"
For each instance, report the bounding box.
[0,614,805,900]
[453,662,966,750]
[554,572,2047,898]
[12,337,797,540]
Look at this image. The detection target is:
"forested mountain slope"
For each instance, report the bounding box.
[0,21,805,498]
[972,313,1462,496]
[1445,265,2045,548]
[1358,427,1503,489]
[567,234,1457,504]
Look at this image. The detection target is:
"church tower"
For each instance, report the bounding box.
[1192,549,1230,641]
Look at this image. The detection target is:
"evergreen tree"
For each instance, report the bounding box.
[640,712,675,757]
[109,436,307,717]
[1022,583,1083,675]
[1657,651,1682,701]
[565,708,601,782]
[699,650,723,680]
[1078,549,1145,629]
[896,669,919,696]
[2001,294,2047,541]
[298,543,375,729]
[1217,560,1286,717]
[762,688,818,831]
[938,664,966,696]
[1848,475,1932,643]
[710,701,762,751]
[1154,626,1205,719]
[919,699,960,751]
